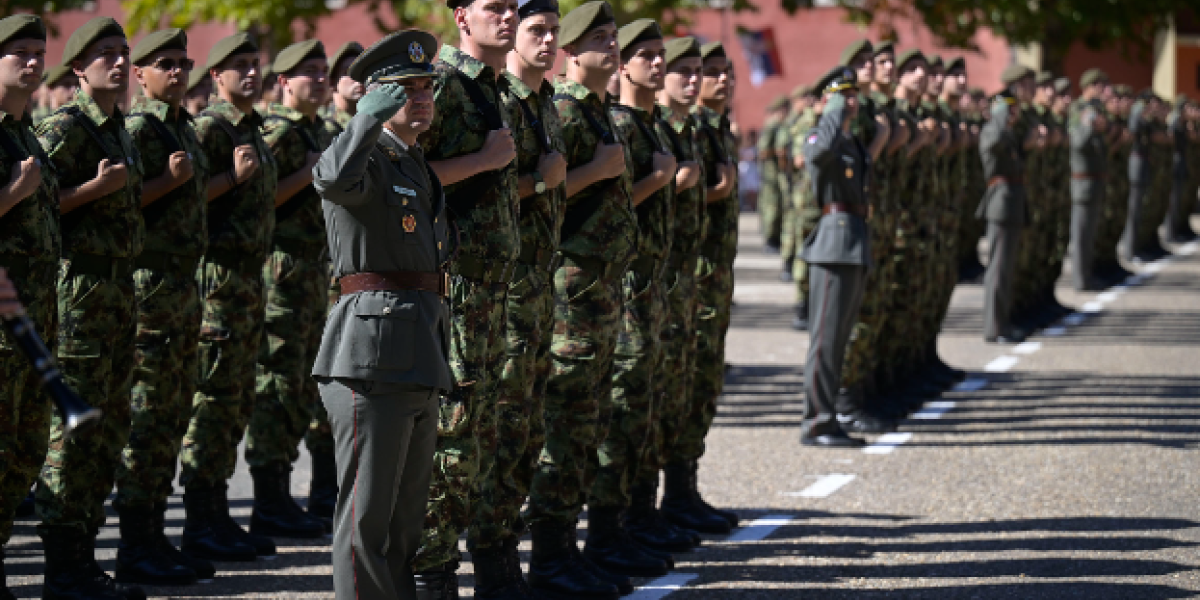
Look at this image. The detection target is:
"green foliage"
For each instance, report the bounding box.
[8,0,92,37]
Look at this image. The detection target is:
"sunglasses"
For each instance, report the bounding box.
[149,57,195,72]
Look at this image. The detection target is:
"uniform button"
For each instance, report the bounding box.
[435,217,438,223]
[383,306,392,315]
[438,242,443,249]
[403,200,409,206]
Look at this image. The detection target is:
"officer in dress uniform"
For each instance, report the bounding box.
[979,90,1028,344]
[311,29,453,600]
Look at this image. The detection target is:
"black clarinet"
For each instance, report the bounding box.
[2,313,102,437]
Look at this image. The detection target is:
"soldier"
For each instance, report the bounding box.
[323,41,364,129]
[33,64,78,125]
[258,62,278,110]
[415,0,523,596]
[525,2,636,598]
[180,31,279,563]
[467,0,568,595]
[1068,95,1109,291]
[111,28,214,587]
[779,84,817,290]
[1163,95,1192,243]
[758,95,787,251]
[665,39,740,532]
[1030,71,1071,324]
[249,38,335,539]
[796,66,872,447]
[583,17,678,579]
[0,15,59,600]
[311,29,452,600]
[979,90,1028,344]
[184,68,211,116]
[34,16,146,599]
[1119,91,1157,263]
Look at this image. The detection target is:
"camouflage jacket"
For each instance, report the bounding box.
[127,97,210,258]
[552,77,637,265]
[262,103,337,247]
[37,90,144,259]
[193,99,278,259]
[30,105,52,126]
[691,104,738,261]
[501,72,565,256]
[0,110,60,263]
[420,44,521,264]
[658,104,705,262]
[318,104,353,131]
[612,103,674,263]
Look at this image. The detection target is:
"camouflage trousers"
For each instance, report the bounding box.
[676,250,734,462]
[36,265,136,533]
[0,259,56,545]
[414,273,507,571]
[591,260,666,510]
[1098,173,1130,269]
[841,240,895,391]
[468,263,553,552]
[780,175,810,268]
[878,237,925,383]
[525,256,623,528]
[179,259,265,488]
[644,259,698,476]
[759,170,783,245]
[247,248,328,468]
[791,208,823,304]
[113,263,202,512]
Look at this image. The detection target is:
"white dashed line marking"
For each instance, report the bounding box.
[911,400,957,419]
[1180,241,1198,255]
[1096,290,1123,303]
[984,356,1020,372]
[785,474,857,498]
[863,432,914,454]
[1012,341,1043,355]
[724,515,795,542]
[1081,301,1105,313]
[952,378,989,392]
[628,573,700,600]
[1143,262,1164,274]
[1042,326,1067,337]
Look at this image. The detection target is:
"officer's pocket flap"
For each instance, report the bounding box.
[353,295,419,320]
[349,294,417,371]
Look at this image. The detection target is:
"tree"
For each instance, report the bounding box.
[793,0,1190,75]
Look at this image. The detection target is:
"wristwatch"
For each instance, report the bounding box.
[532,170,546,194]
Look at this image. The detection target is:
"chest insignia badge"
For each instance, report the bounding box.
[403,214,417,233]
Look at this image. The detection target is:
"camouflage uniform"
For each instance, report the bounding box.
[35,90,145,534]
[1098,114,1131,272]
[247,104,337,470]
[757,116,783,246]
[180,100,277,489]
[469,73,564,552]
[113,97,209,512]
[0,110,60,546]
[525,77,636,528]
[785,109,820,296]
[1011,105,1043,320]
[414,45,522,571]
[318,104,353,130]
[589,104,673,511]
[958,109,988,274]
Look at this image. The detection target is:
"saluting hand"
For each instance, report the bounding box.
[6,157,41,202]
[166,150,194,183]
[232,144,260,183]
[94,158,129,195]
[480,128,517,171]
[538,150,567,189]
[592,141,626,179]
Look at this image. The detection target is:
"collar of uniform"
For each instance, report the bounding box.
[555,76,600,105]
[503,71,535,102]
[206,99,258,127]
[72,89,122,127]
[381,125,409,151]
[690,103,720,127]
[267,102,314,126]
[438,44,494,82]
[0,108,13,124]
[657,104,690,130]
[131,95,190,124]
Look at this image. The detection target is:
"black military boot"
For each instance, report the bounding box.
[779,256,794,282]
[40,526,124,600]
[791,301,809,331]
[661,461,731,535]
[414,560,460,600]
[180,486,258,562]
[625,480,696,553]
[307,448,338,529]
[214,482,277,558]
[152,501,215,580]
[82,530,147,600]
[687,460,739,528]
[249,462,326,539]
[503,536,534,597]
[583,507,668,578]
[567,522,633,595]
[472,545,530,600]
[528,521,620,600]
[14,490,33,517]
[115,508,197,586]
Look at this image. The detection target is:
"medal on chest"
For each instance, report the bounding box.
[403,214,417,233]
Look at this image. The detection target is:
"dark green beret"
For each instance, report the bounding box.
[1080,68,1108,88]
[1000,64,1033,85]
[187,68,209,92]
[1054,77,1071,95]
[700,41,725,61]
[273,39,325,76]
[663,36,700,67]
[207,32,258,71]
[131,29,187,66]
[62,17,125,67]
[838,38,873,67]
[348,29,437,85]
[926,54,943,70]
[560,1,615,47]
[895,49,926,72]
[618,19,662,53]
[0,15,46,48]
[1114,84,1132,96]
[872,40,894,57]
[816,65,857,95]
[329,41,364,77]
[968,87,985,99]
[944,57,965,73]
[1035,71,1055,87]
[518,0,559,19]
[262,63,274,78]
[791,83,812,99]
[43,64,72,86]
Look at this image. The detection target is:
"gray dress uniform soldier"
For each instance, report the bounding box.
[978,91,1028,344]
[797,67,873,448]
[1119,95,1153,263]
[1163,95,1191,242]
[1069,98,1108,291]
[311,30,453,600]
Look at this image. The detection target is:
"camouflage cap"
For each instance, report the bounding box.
[187,68,209,92]
[1054,77,1071,95]
[618,18,662,53]
[895,48,926,72]
[816,65,857,95]
[131,28,187,66]
[518,0,560,19]
[328,41,364,78]
[559,1,615,47]
[838,38,873,67]
[872,40,894,57]
[0,15,45,48]
[700,41,725,60]
[1079,68,1108,88]
[43,64,72,86]
[1000,64,1033,85]
[348,29,437,85]
[62,17,125,67]
[926,54,943,70]
[207,32,258,71]
[663,36,700,67]
[273,39,325,75]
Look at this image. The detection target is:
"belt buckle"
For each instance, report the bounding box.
[443,271,451,299]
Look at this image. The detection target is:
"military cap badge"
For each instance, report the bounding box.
[409,41,426,63]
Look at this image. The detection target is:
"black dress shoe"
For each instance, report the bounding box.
[840,414,897,434]
[800,432,865,448]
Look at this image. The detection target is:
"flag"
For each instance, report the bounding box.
[737,27,783,87]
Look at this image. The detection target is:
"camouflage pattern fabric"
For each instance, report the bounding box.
[785,109,821,302]
[757,116,784,245]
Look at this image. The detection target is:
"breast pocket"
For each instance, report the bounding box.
[385,189,422,245]
[349,294,417,371]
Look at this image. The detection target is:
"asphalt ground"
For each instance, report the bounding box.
[6,213,1200,599]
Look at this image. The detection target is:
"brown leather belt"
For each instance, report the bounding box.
[339,271,449,299]
[821,202,869,217]
[987,176,1023,187]
[1071,173,1098,180]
